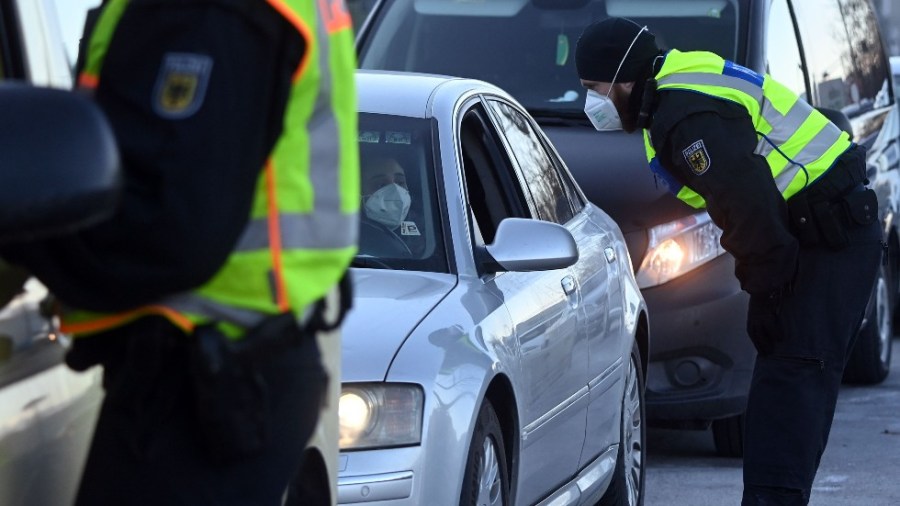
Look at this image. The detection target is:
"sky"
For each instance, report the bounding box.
[50,0,101,64]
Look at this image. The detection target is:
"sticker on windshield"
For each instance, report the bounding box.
[682,139,711,175]
[400,221,420,236]
[359,131,381,143]
[386,131,411,144]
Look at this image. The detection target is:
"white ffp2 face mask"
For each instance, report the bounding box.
[584,89,622,131]
[364,183,411,230]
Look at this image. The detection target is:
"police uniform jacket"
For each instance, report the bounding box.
[645,74,866,297]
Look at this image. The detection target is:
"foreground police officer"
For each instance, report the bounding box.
[575,17,883,506]
[0,0,358,504]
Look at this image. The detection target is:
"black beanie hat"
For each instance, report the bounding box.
[576,17,660,83]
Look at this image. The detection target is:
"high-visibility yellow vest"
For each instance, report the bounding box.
[63,0,359,337]
[643,49,851,209]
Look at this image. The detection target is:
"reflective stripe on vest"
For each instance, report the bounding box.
[76,0,128,89]
[62,0,359,336]
[644,49,851,209]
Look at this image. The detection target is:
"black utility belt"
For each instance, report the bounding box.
[787,186,877,250]
[188,311,314,462]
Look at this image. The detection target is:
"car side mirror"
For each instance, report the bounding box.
[482,217,578,273]
[0,83,121,244]
[817,107,854,139]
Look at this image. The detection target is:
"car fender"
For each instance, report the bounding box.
[386,279,519,503]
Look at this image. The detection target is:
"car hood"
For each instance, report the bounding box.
[340,269,457,381]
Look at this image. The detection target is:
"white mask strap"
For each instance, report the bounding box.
[608,25,649,92]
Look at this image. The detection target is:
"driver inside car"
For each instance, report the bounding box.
[359,156,422,258]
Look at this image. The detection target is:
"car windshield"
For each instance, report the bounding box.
[359,0,741,117]
[354,113,448,273]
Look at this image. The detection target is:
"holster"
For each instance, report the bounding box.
[188,312,313,463]
[788,187,877,250]
[786,147,876,250]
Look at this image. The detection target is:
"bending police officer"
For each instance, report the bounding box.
[574,17,883,505]
[0,0,359,504]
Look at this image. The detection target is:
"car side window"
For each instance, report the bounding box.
[793,0,891,116]
[460,105,530,245]
[484,99,577,225]
[558,166,585,214]
[766,0,807,100]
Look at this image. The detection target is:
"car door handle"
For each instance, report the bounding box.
[605,247,616,263]
[561,275,577,295]
[23,395,46,410]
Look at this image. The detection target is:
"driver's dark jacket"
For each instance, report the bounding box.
[647,90,864,296]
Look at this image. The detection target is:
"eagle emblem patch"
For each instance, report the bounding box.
[153,53,213,119]
[682,139,711,175]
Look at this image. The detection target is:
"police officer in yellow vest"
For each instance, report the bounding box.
[575,18,883,505]
[0,0,358,504]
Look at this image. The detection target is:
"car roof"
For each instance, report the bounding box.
[356,69,508,118]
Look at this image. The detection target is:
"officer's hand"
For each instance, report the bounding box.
[746,289,787,356]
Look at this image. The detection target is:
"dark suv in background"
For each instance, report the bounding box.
[354,0,897,456]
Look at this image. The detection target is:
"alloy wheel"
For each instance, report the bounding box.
[476,436,503,506]
[623,355,644,505]
[874,273,891,364]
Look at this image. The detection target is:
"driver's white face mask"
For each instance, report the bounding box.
[364,183,411,230]
[583,25,649,132]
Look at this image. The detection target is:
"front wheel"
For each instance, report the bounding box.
[844,262,893,384]
[460,400,509,506]
[599,341,645,506]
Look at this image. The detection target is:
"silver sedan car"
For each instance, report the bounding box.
[339,70,649,506]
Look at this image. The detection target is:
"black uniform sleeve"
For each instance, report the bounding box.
[1,1,305,311]
[655,105,799,296]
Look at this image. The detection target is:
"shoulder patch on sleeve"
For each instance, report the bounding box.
[153,53,213,120]
[682,139,711,175]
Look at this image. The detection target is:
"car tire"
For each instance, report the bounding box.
[598,341,645,506]
[843,263,893,385]
[460,399,509,506]
[711,413,744,458]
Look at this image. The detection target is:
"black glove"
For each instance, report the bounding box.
[746,289,787,356]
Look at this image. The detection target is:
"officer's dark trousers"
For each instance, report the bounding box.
[741,217,883,505]
[72,316,327,505]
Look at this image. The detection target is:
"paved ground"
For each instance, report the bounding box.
[644,337,900,505]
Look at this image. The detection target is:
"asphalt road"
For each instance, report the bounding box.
[644,337,900,506]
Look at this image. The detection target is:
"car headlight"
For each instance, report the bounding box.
[339,383,424,450]
[635,212,725,288]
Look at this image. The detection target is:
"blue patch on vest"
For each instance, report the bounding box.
[649,158,683,195]
[723,60,764,87]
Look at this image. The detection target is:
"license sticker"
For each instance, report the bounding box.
[359,131,381,143]
[386,131,411,144]
[400,221,420,236]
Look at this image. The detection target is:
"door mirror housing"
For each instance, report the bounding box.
[0,83,121,244]
[817,106,854,139]
[482,217,578,273]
